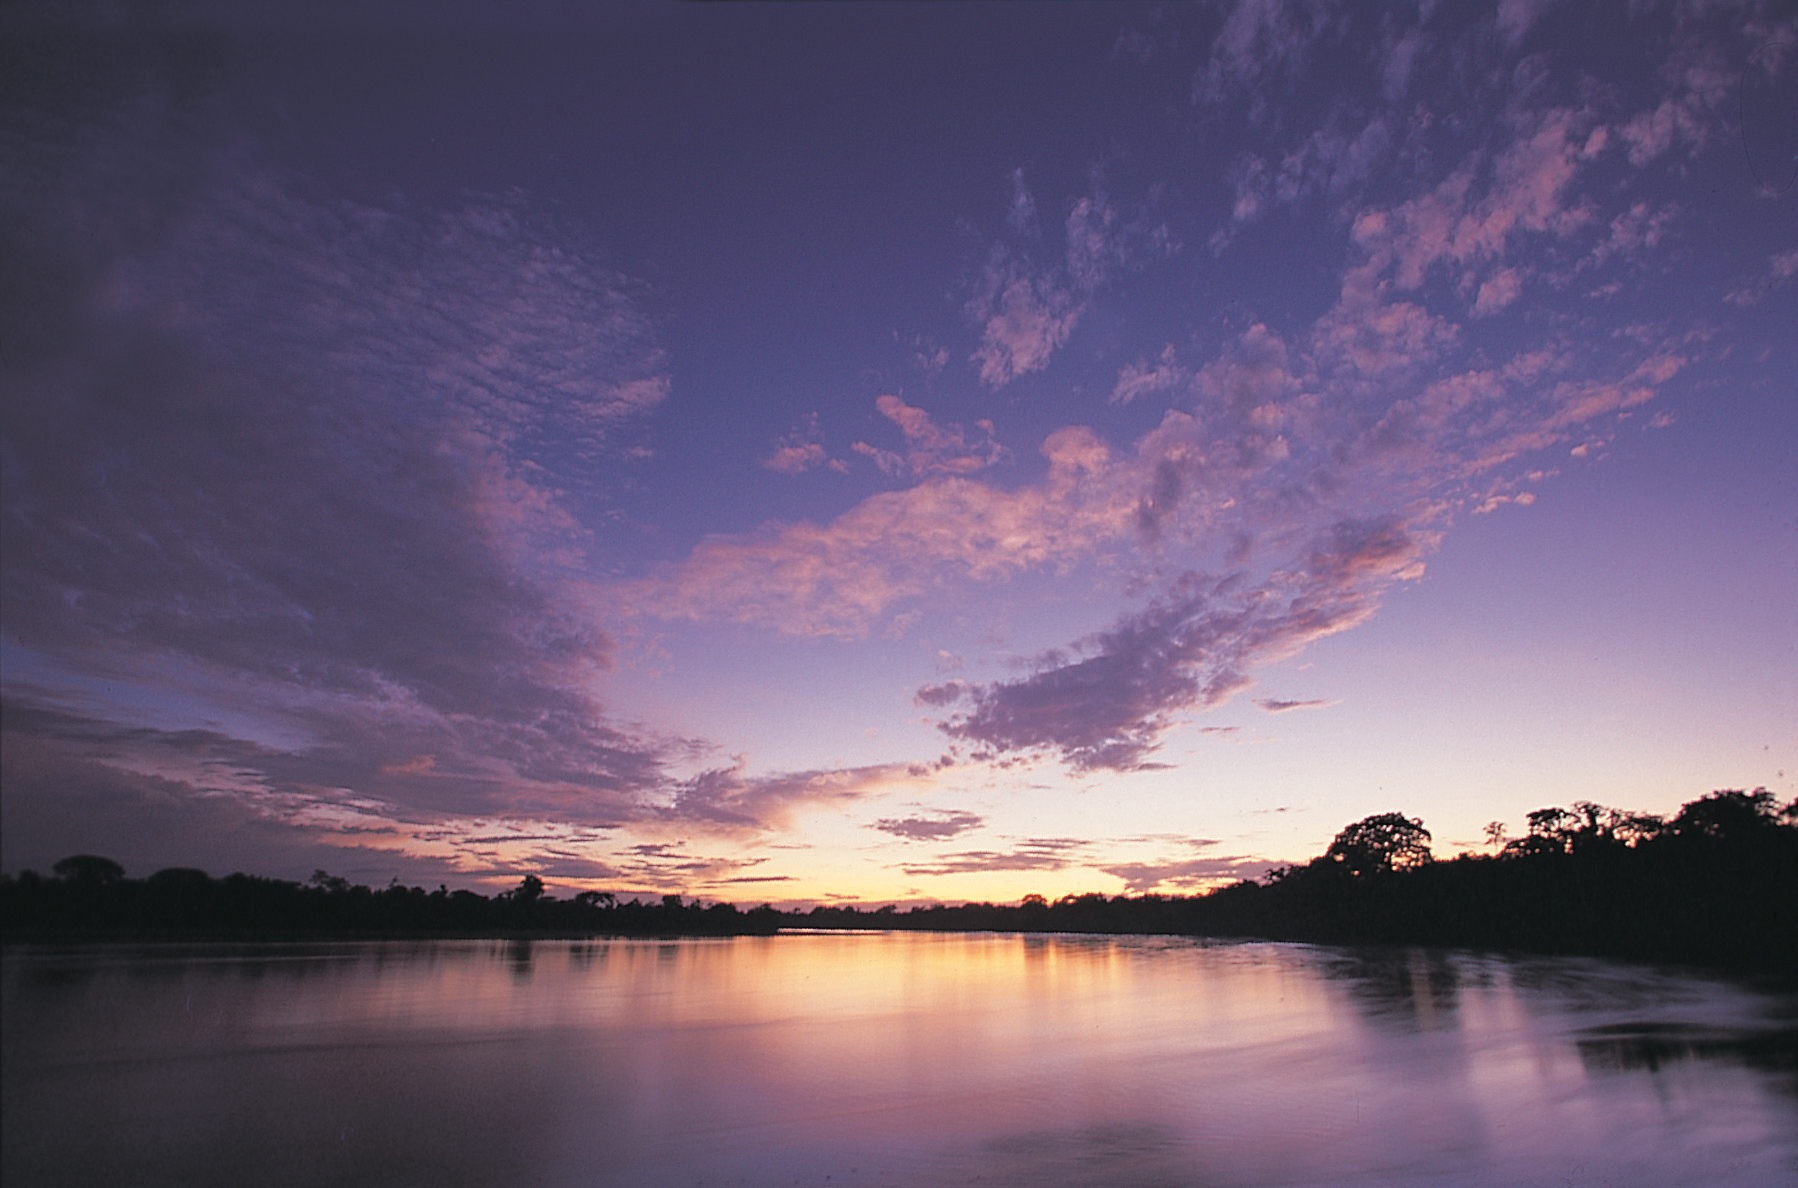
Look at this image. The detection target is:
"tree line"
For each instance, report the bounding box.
[4,788,1793,974]
[0,867,784,938]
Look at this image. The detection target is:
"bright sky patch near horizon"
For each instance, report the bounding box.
[2,0,1793,905]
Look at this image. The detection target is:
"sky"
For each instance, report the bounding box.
[2,0,1794,905]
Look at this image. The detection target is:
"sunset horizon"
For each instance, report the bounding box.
[3,0,1794,909]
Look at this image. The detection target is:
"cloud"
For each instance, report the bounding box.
[936,518,1426,771]
[872,810,985,842]
[0,99,706,863]
[764,413,848,475]
[915,681,972,708]
[1098,854,1268,895]
[1227,153,1270,226]
[620,426,1127,637]
[1473,267,1523,316]
[1194,0,1327,110]
[898,837,1087,878]
[766,441,827,474]
[1005,166,1039,237]
[1253,697,1337,713]
[1194,323,1298,413]
[1725,248,1798,306]
[1327,104,1596,334]
[1585,201,1678,269]
[622,22,1709,785]
[602,840,791,895]
[1065,186,1132,291]
[1271,116,1394,210]
[663,761,923,834]
[0,692,926,881]
[1617,32,1734,167]
[1383,30,1426,103]
[0,697,657,886]
[967,171,1171,388]
[854,395,1006,478]
[967,248,1085,388]
[1112,346,1190,406]
[1495,0,1553,48]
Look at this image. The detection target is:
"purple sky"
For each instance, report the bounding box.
[3,0,1794,904]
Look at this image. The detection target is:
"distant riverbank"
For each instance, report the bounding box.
[7,789,1794,975]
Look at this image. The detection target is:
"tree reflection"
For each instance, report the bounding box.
[1577,1021,1798,1092]
[1318,948,1463,1032]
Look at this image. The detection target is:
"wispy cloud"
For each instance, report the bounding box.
[1253,697,1337,714]
[1099,854,1268,895]
[899,837,1088,878]
[1193,0,1329,111]
[1112,346,1189,406]
[933,519,1427,771]
[1725,248,1798,306]
[664,761,929,834]
[967,172,1171,388]
[765,414,841,474]
[620,9,1711,784]
[1617,28,1734,166]
[620,427,1128,637]
[853,395,1006,478]
[872,809,985,842]
[0,106,707,871]
[967,252,1086,388]
[4,2,1763,893]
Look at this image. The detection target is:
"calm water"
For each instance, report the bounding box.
[4,934,1795,1187]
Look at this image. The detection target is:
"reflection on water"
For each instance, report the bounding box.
[4,935,1795,1186]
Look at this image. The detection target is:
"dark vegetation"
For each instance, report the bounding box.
[0,867,783,939]
[5,789,1794,974]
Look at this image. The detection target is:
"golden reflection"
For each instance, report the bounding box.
[12,937,1792,1187]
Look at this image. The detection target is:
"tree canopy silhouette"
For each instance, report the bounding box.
[51,855,126,885]
[1324,812,1432,875]
[3,787,1793,973]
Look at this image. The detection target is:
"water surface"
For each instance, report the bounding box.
[5,934,1794,1186]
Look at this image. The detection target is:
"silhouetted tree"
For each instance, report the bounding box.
[309,870,351,893]
[53,855,125,885]
[1325,812,1432,875]
[1670,788,1781,841]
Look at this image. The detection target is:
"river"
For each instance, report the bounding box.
[4,933,1794,1186]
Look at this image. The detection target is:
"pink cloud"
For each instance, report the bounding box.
[621,427,1127,637]
[764,412,840,475]
[1343,107,1596,316]
[664,761,920,834]
[1473,268,1523,316]
[1543,352,1683,430]
[765,441,827,474]
[1586,201,1678,269]
[968,255,1085,387]
[1112,345,1189,406]
[1100,854,1268,894]
[858,395,1006,477]
[1194,323,1298,410]
[967,172,1171,388]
